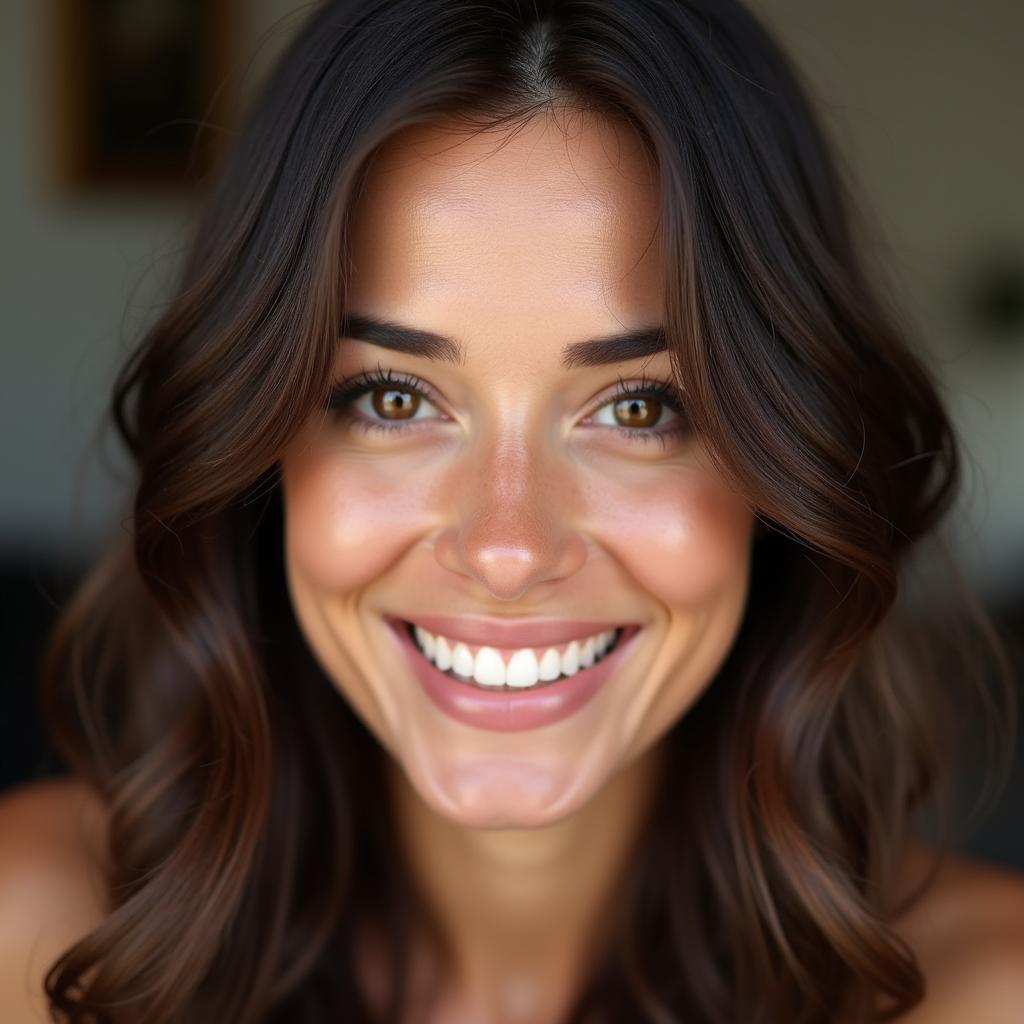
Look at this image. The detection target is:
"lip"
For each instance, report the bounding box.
[384,615,643,732]
[396,613,635,649]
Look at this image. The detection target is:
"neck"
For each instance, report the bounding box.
[384,742,666,1024]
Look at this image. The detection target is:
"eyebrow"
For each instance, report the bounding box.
[340,313,667,370]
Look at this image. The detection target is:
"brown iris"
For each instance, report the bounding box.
[612,395,661,428]
[372,387,420,419]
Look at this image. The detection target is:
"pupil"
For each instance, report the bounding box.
[615,396,659,428]
[373,387,418,419]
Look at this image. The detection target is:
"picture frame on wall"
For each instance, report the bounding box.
[52,0,233,192]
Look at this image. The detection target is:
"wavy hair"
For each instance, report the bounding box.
[40,0,1014,1021]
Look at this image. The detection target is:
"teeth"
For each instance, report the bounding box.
[506,649,539,688]
[472,647,506,688]
[537,647,561,682]
[580,636,595,668]
[562,640,580,676]
[434,635,452,671]
[408,622,623,689]
[414,625,435,660]
[451,642,475,679]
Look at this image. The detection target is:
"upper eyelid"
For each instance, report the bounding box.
[331,366,437,400]
[332,367,682,409]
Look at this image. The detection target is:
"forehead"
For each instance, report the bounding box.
[344,109,665,326]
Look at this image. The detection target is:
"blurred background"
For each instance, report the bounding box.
[1,1,1021,865]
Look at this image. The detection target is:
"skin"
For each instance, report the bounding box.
[279,106,757,1022]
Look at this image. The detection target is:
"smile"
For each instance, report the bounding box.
[406,619,625,690]
[383,614,644,732]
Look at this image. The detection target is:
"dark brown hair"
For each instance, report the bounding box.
[40,1,1014,1021]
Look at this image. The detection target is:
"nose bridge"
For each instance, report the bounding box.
[434,431,587,602]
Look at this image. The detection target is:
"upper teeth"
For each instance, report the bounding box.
[411,624,620,689]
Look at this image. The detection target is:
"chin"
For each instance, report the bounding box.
[410,757,600,829]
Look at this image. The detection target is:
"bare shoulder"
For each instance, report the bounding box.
[0,775,110,1022]
[888,841,1024,1022]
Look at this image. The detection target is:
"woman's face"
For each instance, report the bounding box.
[281,110,756,828]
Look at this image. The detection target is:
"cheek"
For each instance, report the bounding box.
[282,438,754,610]
[281,447,439,593]
[581,462,754,608]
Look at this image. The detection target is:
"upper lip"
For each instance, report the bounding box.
[390,614,636,649]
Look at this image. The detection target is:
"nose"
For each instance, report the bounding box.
[432,437,588,603]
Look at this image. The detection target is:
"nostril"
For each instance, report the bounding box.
[431,523,590,604]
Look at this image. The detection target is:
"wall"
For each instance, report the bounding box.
[754,0,1024,607]
[0,0,305,560]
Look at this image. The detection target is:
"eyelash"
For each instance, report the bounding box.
[326,365,690,449]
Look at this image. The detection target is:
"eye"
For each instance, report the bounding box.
[360,384,426,421]
[588,375,691,448]
[327,365,691,447]
[327,365,443,436]
[593,392,671,430]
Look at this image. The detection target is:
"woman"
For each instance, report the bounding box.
[1,0,1021,1021]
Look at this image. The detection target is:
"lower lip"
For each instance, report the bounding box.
[384,616,643,732]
